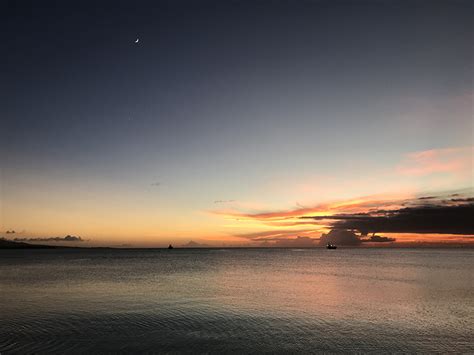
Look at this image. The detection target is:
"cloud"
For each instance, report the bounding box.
[250,235,319,247]
[212,193,420,223]
[181,240,209,248]
[63,235,83,241]
[305,203,474,235]
[232,229,321,247]
[214,188,473,246]
[362,235,396,243]
[151,182,161,187]
[220,190,473,236]
[214,200,235,204]
[271,236,319,247]
[450,198,474,203]
[14,235,84,242]
[319,229,362,246]
[396,147,472,177]
[235,229,320,241]
[319,230,396,245]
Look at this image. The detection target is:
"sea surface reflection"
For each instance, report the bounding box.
[1,248,472,353]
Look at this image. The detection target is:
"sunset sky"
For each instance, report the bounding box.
[1,0,472,247]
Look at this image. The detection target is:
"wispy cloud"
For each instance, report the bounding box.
[234,229,321,247]
[212,194,414,223]
[235,229,320,241]
[396,146,472,177]
[214,199,235,204]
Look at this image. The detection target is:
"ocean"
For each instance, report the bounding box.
[0,248,472,353]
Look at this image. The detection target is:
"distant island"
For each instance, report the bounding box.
[0,238,119,250]
[0,238,60,249]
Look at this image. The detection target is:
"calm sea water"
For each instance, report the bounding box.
[0,248,472,354]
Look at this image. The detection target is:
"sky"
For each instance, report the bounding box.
[1,0,472,247]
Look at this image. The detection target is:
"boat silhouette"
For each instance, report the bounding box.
[326,243,337,249]
[168,244,174,249]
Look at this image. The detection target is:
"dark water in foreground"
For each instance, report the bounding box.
[1,248,473,354]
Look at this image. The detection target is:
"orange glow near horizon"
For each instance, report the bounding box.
[209,189,473,247]
[2,146,472,247]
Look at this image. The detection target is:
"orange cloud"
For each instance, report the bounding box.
[212,194,413,224]
[212,188,473,245]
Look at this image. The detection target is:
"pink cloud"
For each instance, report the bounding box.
[397,147,472,177]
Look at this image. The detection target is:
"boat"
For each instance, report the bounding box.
[326,243,337,249]
[168,244,174,249]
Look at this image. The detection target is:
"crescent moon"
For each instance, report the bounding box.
[135,38,139,43]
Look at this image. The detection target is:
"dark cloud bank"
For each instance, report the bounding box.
[298,199,474,246]
[303,203,474,236]
[14,235,84,242]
